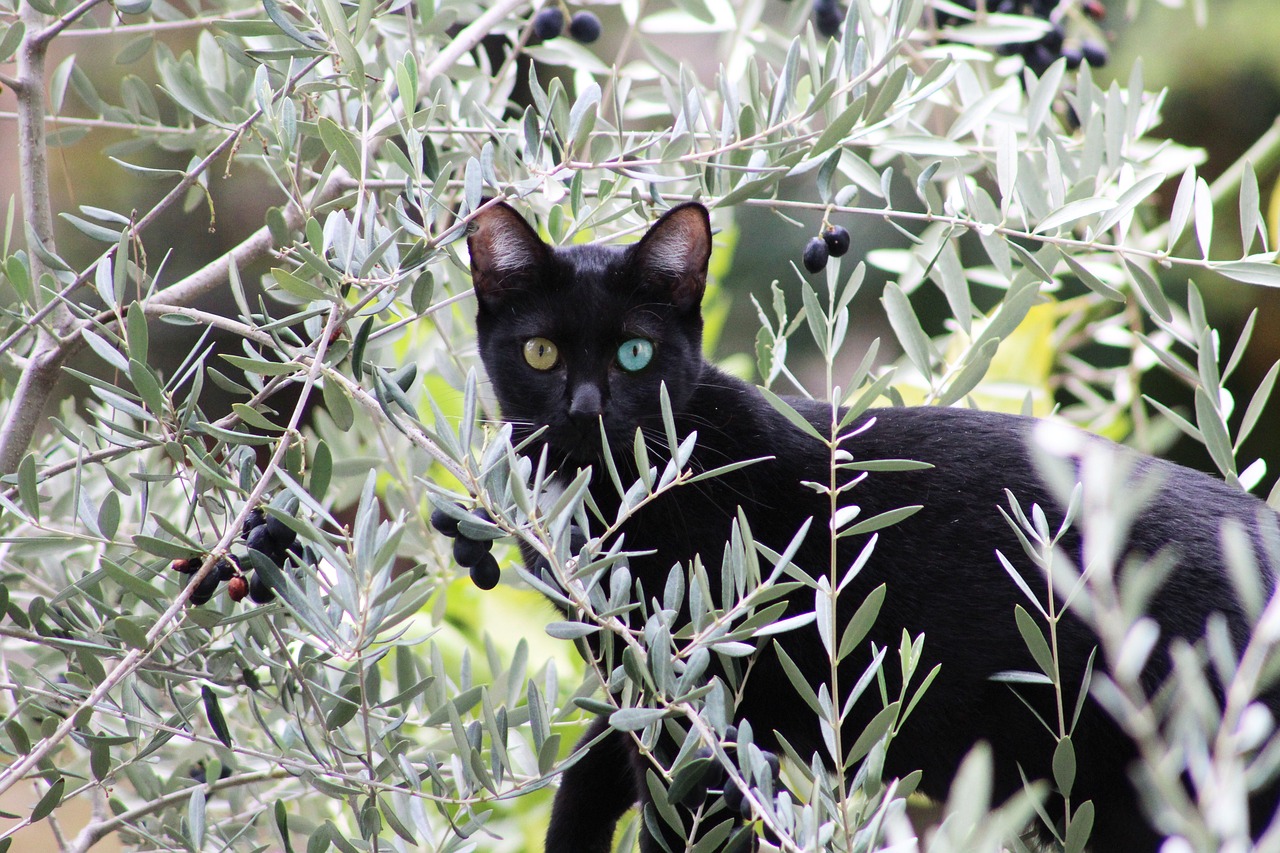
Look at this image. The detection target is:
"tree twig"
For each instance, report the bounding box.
[32,0,111,47]
[0,4,75,476]
[63,769,288,853]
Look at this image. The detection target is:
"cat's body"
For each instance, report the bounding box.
[465,200,1280,852]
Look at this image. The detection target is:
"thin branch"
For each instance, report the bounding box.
[32,0,111,46]
[65,769,288,853]
[0,111,197,135]
[366,0,530,139]
[0,629,228,684]
[55,6,260,37]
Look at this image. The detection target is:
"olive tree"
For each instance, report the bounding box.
[0,0,1278,850]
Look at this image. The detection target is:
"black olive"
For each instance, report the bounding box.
[430,507,460,537]
[568,11,602,43]
[454,535,492,568]
[248,571,275,604]
[822,225,850,257]
[802,237,829,273]
[469,553,501,590]
[532,7,564,40]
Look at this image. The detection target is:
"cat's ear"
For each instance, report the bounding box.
[631,203,712,310]
[467,201,549,307]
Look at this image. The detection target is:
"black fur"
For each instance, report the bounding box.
[466,200,1280,852]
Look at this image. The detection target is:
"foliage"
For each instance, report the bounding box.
[0,0,1278,850]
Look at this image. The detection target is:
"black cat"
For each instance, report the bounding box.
[459,200,1280,852]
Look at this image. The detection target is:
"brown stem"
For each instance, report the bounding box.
[0,6,76,476]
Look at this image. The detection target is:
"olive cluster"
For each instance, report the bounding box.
[431,506,502,590]
[532,4,603,44]
[171,554,239,606]
[238,507,300,603]
[802,224,850,273]
[935,0,1108,76]
[172,506,300,606]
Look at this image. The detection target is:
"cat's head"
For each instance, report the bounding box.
[467,201,712,464]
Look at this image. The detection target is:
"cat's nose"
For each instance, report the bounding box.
[568,383,604,422]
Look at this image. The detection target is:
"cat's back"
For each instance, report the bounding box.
[785,398,1272,524]
[693,381,1275,575]
[681,370,1276,574]
[850,405,1273,535]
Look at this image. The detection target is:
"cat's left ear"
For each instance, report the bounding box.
[631,203,712,310]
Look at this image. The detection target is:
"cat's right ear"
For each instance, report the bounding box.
[467,201,549,307]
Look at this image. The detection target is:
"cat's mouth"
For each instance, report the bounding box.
[542,417,636,466]
[553,421,609,462]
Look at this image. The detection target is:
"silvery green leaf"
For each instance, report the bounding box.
[1194,176,1213,260]
[1026,57,1065,136]
[1125,259,1172,322]
[1237,360,1279,450]
[846,701,900,765]
[80,328,129,373]
[836,583,885,660]
[838,505,922,537]
[1061,253,1124,302]
[1033,197,1115,235]
[545,622,599,639]
[1224,309,1257,383]
[815,580,833,653]
[989,670,1053,685]
[0,22,23,63]
[464,157,482,213]
[1215,261,1280,288]
[768,38,800,126]
[773,644,822,715]
[1166,166,1197,253]
[1114,617,1161,684]
[263,0,324,47]
[1144,395,1202,444]
[1195,386,1237,480]
[938,338,998,406]
[188,786,206,848]
[759,387,824,443]
[881,282,935,379]
[610,707,667,731]
[1014,605,1055,681]
[1240,160,1262,254]
[943,14,1053,46]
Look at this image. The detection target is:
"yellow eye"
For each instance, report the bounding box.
[523,337,559,370]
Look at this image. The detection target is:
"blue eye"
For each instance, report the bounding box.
[617,338,653,372]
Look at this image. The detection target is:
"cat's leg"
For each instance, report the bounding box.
[546,715,640,853]
[635,793,761,853]
[633,748,697,853]
[632,729,776,853]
